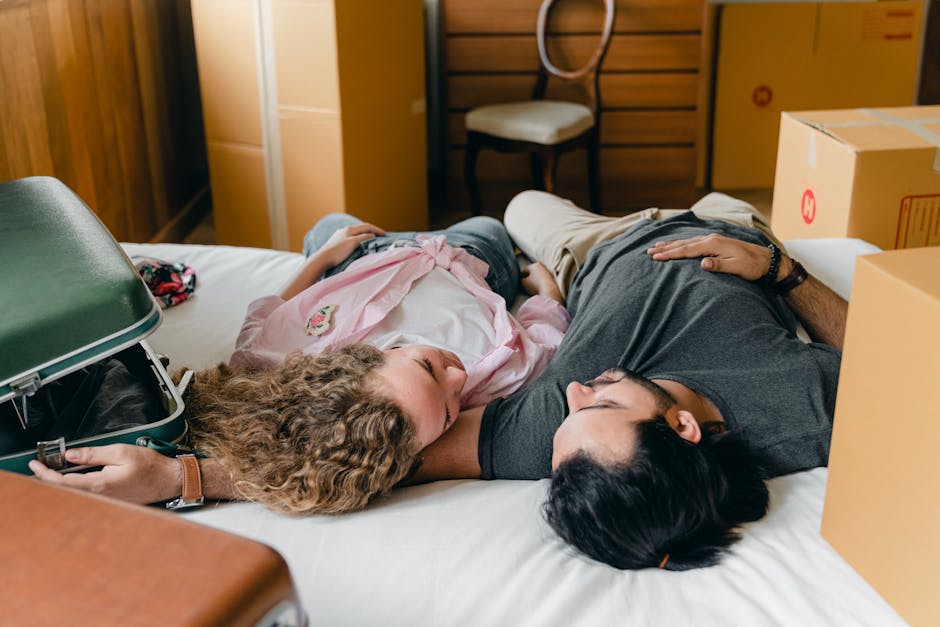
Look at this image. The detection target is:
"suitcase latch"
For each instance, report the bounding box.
[10,373,41,430]
[36,437,67,471]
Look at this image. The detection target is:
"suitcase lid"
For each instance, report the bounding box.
[0,177,162,403]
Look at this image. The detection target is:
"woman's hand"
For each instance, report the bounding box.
[318,223,386,269]
[646,233,791,282]
[281,222,387,300]
[28,444,181,504]
[521,262,564,305]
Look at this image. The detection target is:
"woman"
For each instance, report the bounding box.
[33,215,568,515]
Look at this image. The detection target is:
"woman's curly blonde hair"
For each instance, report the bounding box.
[181,344,419,514]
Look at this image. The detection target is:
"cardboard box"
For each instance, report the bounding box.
[771,105,940,249]
[821,247,940,627]
[711,1,923,189]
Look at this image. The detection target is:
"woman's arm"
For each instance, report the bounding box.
[29,445,238,503]
[279,222,386,300]
[647,234,847,350]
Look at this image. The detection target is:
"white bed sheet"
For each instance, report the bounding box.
[121,240,904,627]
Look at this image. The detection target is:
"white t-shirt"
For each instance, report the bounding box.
[362,267,495,368]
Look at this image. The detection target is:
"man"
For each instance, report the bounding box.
[33,192,846,571]
[414,191,845,570]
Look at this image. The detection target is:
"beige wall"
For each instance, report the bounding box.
[191,0,272,248]
[336,0,428,234]
[192,0,428,251]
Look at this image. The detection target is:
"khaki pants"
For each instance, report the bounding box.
[503,190,784,298]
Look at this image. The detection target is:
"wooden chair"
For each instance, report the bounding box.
[464,0,615,215]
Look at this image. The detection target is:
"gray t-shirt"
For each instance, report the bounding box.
[479,213,840,479]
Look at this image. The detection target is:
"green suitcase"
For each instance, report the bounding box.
[0,177,188,473]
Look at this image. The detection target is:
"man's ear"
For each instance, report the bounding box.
[672,410,702,444]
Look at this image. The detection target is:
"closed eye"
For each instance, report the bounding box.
[577,401,628,413]
[420,357,438,382]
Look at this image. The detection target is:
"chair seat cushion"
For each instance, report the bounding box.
[466,101,594,145]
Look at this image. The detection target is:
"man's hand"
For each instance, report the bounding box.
[318,223,386,269]
[647,232,847,349]
[28,444,181,504]
[521,262,564,305]
[646,233,787,282]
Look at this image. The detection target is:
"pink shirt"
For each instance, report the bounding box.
[230,235,570,407]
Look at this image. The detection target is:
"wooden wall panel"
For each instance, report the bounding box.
[447,34,701,73]
[449,147,696,183]
[441,0,706,215]
[444,0,705,34]
[0,3,55,181]
[446,148,698,214]
[0,0,208,242]
[447,73,699,110]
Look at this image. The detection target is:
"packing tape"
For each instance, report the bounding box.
[858,109,940,172]
[807,109,940,172]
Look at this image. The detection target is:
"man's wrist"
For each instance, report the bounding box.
[761,243,781,285]
[775,254,795,282]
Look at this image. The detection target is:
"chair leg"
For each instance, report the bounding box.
[465,134,483,216]
[587,129,602,214]
[542,150,558,194]
[529,153,543,190]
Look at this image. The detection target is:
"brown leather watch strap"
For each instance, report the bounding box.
[774,260,809,295]
[166,454,205,510]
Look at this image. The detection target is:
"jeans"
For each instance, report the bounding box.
[302,214,521,305]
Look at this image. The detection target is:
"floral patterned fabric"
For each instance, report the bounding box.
[133,257,196,308]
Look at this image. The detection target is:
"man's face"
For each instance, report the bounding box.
[551,369,678,470]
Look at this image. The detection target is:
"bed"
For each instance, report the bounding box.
[121,229,904,626]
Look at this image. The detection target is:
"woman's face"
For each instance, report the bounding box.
[372,345,467,449]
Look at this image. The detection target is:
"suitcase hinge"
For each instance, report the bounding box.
[10,373,41,430]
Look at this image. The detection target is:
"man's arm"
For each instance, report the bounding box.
[774,255,846,350]
[646,233,847,350]
[406,405,484,483]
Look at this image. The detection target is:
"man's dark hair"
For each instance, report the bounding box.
[544,418,769,571]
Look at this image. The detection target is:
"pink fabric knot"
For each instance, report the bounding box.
[417,235,455,269]
[416,234,490,278]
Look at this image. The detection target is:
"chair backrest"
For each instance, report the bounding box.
[533,0,616,114]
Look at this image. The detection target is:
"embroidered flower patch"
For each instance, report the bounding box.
[306,304,337,336]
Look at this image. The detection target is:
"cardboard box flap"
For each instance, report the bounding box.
[788,107,940,154]
[866,247,940,301]
[832,125,938,152]
[871,105,940,122]
[790,109,882,126]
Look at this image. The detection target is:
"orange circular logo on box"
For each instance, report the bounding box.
[752,85,773,107]
[801,189,816,224]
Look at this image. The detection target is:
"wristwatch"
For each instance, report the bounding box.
[166,454,205,510]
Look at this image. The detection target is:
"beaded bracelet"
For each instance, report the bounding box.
[761,243,781,286]
[774,260,809,295]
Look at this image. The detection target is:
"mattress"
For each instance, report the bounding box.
[121,238,903,627]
